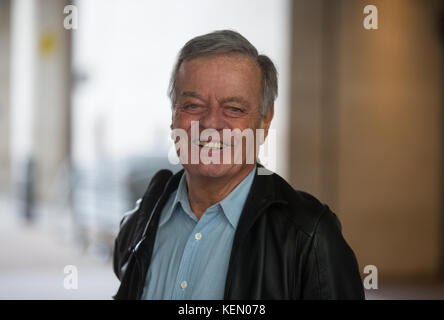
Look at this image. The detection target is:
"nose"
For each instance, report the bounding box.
[199,105,225,130]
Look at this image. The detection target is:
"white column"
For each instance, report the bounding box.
[33,0,72,209]
[10,0,72,219]
[10,0,37,191]
[0,0,11,195]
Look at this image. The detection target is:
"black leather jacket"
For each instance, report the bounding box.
[113,167,365,299]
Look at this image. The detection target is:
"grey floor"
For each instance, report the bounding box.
[0,198,120,300]
[364,281,444,300]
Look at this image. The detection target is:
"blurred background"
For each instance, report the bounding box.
[0,0,443,299]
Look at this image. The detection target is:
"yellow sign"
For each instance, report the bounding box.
[39,31,58,58]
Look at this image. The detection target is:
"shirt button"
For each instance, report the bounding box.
[180,281,188,290]
[195,232,202,240]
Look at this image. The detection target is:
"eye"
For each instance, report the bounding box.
[183,103,203,113]
[229,106,242,112]
[224,106,245,117]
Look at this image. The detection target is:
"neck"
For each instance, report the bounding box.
[185,164,255,220]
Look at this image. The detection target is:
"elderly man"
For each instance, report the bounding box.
[113,30,364,300]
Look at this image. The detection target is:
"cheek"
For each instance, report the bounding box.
[243,115,262,131]
[172,112,191,130]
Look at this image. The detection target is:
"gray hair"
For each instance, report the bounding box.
[168,30,278,116]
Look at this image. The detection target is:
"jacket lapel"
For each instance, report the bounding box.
[223,167,288,298]
[131,165,287,299]
[132,170,184,298]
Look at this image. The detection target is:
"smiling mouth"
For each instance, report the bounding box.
[193,140,230,150]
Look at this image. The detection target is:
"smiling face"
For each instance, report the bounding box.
[171,53,274,180]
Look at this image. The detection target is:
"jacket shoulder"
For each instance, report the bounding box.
[269,173,338,237]
[113,169,174,280]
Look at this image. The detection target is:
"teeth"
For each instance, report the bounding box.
[198,141,224,149]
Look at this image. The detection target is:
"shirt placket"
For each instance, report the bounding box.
[171,207,219,299]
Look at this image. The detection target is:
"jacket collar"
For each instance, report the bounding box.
[159,166,258,229]
[222,164,289,298]
[162,163,288,229]
[229,163,289,250]
[135,163,288,299]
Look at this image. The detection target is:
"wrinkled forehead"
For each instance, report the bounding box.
[176,54,263,103]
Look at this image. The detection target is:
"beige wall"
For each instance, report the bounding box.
[290,0,443,279]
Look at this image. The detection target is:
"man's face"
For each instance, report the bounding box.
[171,53,273,179]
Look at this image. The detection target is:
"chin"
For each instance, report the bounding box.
[183,163,239,179]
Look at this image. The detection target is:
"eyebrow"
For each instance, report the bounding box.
[180,91,250,108]
[219,96,250,108]
[180,91,207,102]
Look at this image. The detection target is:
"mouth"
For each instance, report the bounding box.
[193,139,230,150]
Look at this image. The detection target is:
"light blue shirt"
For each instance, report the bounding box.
[141,166,256,300]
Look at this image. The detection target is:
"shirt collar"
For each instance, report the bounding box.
[159,172,196,227]
[159,166,257,228]
[219,166,256,229]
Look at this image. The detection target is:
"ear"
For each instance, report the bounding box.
[170,110,175,140]
[170,105,177,129]
[261,105,274,140]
